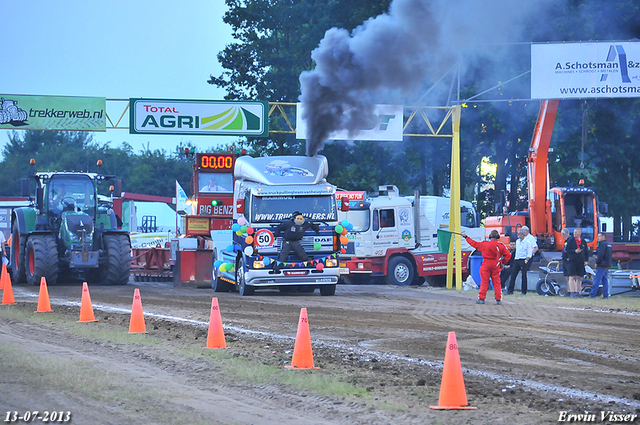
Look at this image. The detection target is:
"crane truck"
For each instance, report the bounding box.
[337,185,484,285]
[484,100,640,268]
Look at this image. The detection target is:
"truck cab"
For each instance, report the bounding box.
[214,155,341,296]
[337,186,483,285]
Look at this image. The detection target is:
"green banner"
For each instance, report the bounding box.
[130,98,269,137]
[0,94,106,131]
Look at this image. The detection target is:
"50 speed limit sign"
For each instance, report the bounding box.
[254,229,275,248]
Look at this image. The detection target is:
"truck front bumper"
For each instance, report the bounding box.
[244,268,339,286]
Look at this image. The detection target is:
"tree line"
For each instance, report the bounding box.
[2,0,639,241]
[209,0,640,240]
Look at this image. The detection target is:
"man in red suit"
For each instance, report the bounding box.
[462,230,511,305]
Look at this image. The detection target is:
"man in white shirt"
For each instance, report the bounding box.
[521,226,538,256]
[506,229,534,295]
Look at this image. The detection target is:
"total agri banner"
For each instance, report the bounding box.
[130,98,268,136]
[531,42,640,99]
[296,103,403,141]
[0,94,106,131]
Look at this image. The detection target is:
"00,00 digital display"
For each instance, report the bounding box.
[198,154,234,170]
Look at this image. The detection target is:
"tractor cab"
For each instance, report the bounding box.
[45,174,97,249]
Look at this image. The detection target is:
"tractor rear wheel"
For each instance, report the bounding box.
[11,222,26,284]
[100,234,131,285]
[25,234,59,286]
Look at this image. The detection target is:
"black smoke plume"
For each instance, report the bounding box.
[299,0,558,156]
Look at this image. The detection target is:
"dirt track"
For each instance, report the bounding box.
[2,280,640,424]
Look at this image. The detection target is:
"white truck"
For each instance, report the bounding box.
[337,185,483,285]
[213,155,341,296]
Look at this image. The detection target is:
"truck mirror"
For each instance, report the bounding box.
[21,179,30,197]
[504,225,512,237]
[340,196,350,212]
[236,198,245,214]
[601,222,607,232]
[115,179,122,197]
[36,187,44,211]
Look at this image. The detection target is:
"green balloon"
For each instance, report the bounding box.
[335,225,343,234]
[313,242,321,250]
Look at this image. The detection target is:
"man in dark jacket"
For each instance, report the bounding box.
[500,240,516,290]
[590,232,612,298]
[273,211,319,263]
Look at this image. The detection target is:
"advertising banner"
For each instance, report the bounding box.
[0,94,106,131]
[130,98,268,136]
[531,42,640,99]
[296,103,404,141]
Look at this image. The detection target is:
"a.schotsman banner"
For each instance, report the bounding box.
[531,42,640,99]
[0,94,106,131]
[130,98,268,137]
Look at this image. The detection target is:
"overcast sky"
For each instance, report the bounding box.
[1,0,235,156]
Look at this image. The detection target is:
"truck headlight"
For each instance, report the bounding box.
[325,258,337,267]
[253,261,265,269]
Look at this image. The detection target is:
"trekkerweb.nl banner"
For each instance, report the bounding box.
[531,42,640,99]
[0,94,106,131]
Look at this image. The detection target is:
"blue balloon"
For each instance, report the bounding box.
[346,223,354,231]
[341,219,349,227]
[226,244,234,253]
[263,257,271,266]
[231,223,241,231]
[214,260,223,268]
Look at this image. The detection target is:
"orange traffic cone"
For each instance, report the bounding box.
[128,288,147,333]
[0,263,7,290]
[206,297,226,349]
[1,267,15,305]
[430,332,476,410]
[36,277,52,313]
[286,308,318,369]
[78,282,98,322]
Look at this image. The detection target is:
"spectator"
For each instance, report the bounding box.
[565,227,589,298]
[506,230,534,295]
[590,232,612,299]
[500,240,516,290]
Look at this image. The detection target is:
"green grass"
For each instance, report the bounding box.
[0,305,372,408]
[0,343,214,425]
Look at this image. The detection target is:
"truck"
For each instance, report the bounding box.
[212,155,342,296]
[337,185,483,285]
[11,159,131,286]
[170,152,237,286]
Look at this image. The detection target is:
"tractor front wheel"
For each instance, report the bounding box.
[100,234,131,285]
[25,235,59,286]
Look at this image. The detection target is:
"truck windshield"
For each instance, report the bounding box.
[251,195,336,223]
[197,172,233,193]
[48,175,96,217]
[461,206,477,228]
[339,209,370,232]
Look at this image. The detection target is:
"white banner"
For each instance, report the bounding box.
[296,103,403,141]
[531,42,640,99]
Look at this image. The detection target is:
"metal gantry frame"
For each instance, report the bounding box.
[104,99,464,289]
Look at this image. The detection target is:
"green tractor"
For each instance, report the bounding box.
[11,160,131,286]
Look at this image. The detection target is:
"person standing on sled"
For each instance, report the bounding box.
[462,229,511,305]
[273,211,319,268]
